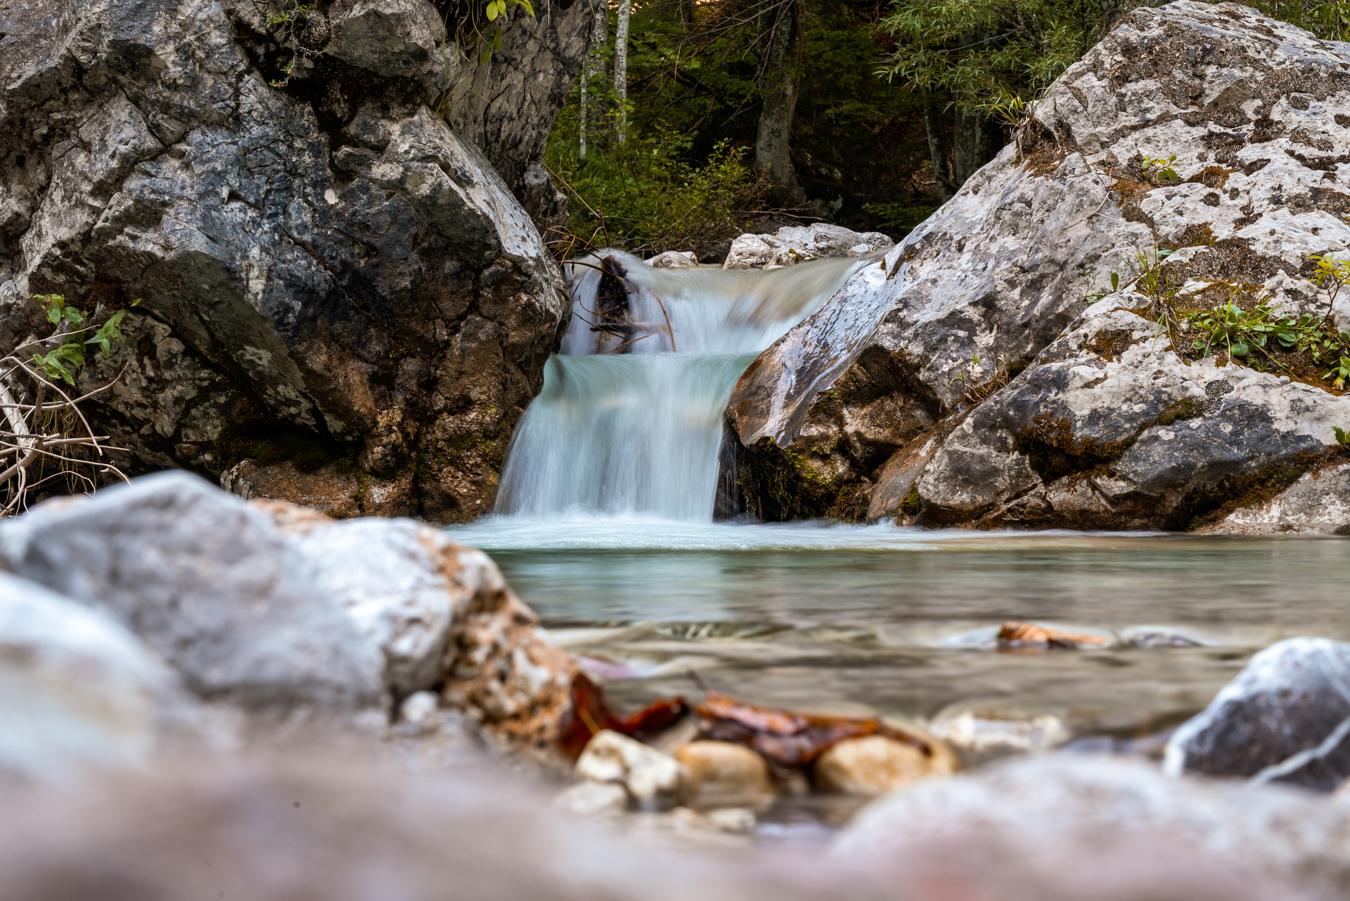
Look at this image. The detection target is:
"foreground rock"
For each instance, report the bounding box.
[0,573,190,786]
[0,0,588,521]
[815,734,957,796]
[834,753,1350,898]
[719,2,1350,528]
[576,730,685,810]
[1166,637,1350,790]
[0,473,574,741]
[0,748,1324,901]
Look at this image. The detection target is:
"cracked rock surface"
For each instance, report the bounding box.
[0,0,590,521]
[719,2,1350,530]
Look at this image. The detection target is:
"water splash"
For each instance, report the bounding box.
[495,250,862,520]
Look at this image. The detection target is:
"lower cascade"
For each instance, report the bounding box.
[494,251,861,520]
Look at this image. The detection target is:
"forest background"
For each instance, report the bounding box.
[544,0,1350,259]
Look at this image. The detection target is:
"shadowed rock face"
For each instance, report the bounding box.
[720,2,1350,529]
[0,0,590,522]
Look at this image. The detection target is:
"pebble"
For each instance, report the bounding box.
[553,781,629,817]
[674,741,775,809]
[814,734,956,796]
[930,708,1072,765]
[576,730,685,810]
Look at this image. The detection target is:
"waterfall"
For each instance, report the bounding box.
[494,250,862,521]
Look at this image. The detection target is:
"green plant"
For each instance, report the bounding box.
[1126,246,1181,345]
[1186,300,1283,362]
[1334,426,1350,446]
[1085,270,1121,303]
[1141,153,1179,185]
[1308,254,1350,326]
[30,295,127,385]
[1326,355,1350,391]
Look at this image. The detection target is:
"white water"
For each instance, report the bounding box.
[493,250,862,522]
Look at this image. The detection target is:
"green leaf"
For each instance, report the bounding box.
[1110,271,1119,293]
[1334,426,1349,446]
[1230,342,1249,357]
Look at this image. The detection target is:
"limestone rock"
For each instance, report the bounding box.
[1207,464,1350,535]
[1165,637,1350,791]
[0,473,575,742]
[722,224,892,270]
[0,0,579,522]
[0,473,386,710]
[576,730,685,810]
[814,734,957,796]
[0,572,190,786]
[721,2,1350,526]
[674,741,775,809]
[222,459,416,519]
[834,753,1350,898]
[647,251,700,269]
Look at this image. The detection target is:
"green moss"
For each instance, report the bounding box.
[736,437,869,523]
[1014,414,1132,482]
[1156,397,1203,427]
[900,483,923,516]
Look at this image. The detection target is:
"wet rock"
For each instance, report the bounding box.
[647,251,700,269]
[395,691,441,730]
[814,734,957,797]
[674,741,775,809]
[834,753,1350,898]
[553,780,629,817]
[929,707,1072,766]
[0,572,190,786]
[722,2,1350,526]
[723,224,891,270]
[576,730,685,810]
[0,0,578,522]
[1206,464,1350,535]
[1165,637,1350,791]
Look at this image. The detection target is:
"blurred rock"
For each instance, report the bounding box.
[0,573,191,786]
[814,734,957,796]
[930,707,1072,766]
[675,741,775,809]
[576,730,685,810]
[221,460,416,519]
[0,474,575,745]
[554,780,629,817]
[647,251,700,269]
[1165,637,1350,790]
[834,753,1350,898]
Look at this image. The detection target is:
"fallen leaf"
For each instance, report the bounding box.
[997,621,1106,649]
[558,672,690,760]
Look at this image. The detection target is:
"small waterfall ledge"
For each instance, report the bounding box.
[493,251,863,521]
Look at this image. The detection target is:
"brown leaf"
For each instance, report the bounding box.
[997,621,1106,650]
[558,672,691,760]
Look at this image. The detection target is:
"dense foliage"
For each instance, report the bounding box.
[546,0,1350,255]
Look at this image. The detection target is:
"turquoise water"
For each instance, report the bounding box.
[448,518,1350,740]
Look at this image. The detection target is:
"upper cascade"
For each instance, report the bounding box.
[494,251,865,520]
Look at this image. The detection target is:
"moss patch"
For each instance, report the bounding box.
[215,423,357,473]
[1014,413,1133,482]
[736,438,870,523]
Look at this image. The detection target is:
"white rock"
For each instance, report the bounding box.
[646,250,699,268]
[553,781,629,817]
[576,730,685,810]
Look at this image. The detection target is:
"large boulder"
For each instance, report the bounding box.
[0,473,575,738]
[0,0,588,522]
[1165,637,1350,791]
[719,1,1350,528]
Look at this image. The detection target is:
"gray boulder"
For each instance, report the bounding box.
[1165,638,1350,791]
[720,1,1350,527]
[0,571,189,786]
[1207,464,1350,535]
[0,473,386,710]
[0,0,589,522]
[722,223,892,270]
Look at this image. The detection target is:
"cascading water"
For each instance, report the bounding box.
[493,251,863,521]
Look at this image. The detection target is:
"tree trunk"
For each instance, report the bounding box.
[952,108,1001,186]
[754,0,803,205]
[614,0,631,144]
[579,0,609,159]
[923,98,955,202]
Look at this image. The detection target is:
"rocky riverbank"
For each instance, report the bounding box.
[7,475,1350,898]
[715,1,1350,534]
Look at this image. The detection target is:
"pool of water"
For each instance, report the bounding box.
[448,517,1350,741]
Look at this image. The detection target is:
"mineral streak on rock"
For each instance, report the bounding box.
[720,1,1350,529]
[0,0,595,522]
